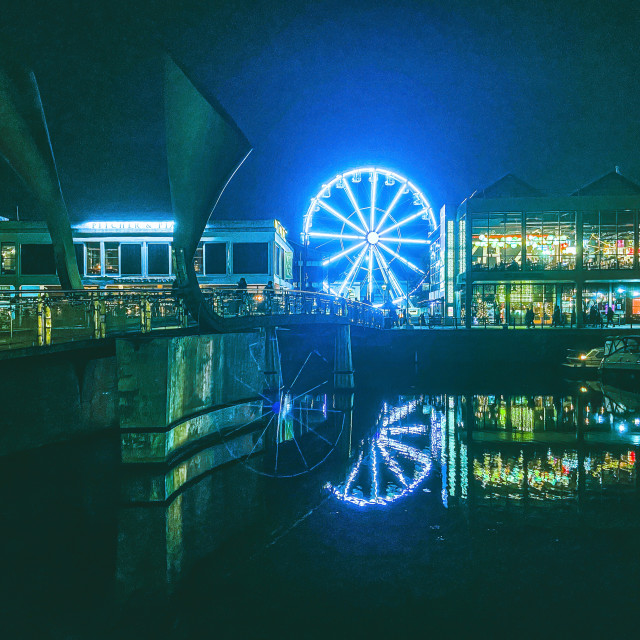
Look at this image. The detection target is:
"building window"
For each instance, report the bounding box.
[193,243,204,274]
[147,243,170,275]
[583,211,634,269]
[86,242,101,275]
[204,243,226,275]
[105,242,119,275]
[20,244,56,275]
[233,242,268,274]
[120,244,142,275]
[1,242,16,275]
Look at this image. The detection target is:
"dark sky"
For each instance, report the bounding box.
[2,0,640,232]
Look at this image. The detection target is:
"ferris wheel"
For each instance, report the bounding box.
[303,167,436,303]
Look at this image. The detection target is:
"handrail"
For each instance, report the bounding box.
[0,286,385,351]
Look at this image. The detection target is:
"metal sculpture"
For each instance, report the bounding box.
[0,60,83,290]
[164,54,252,331]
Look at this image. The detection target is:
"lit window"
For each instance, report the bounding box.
[105,243,119,275]
[193,243,204,274]
[86,243,101,275]
[1,243,16,275]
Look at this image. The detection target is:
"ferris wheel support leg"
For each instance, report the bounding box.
[263,326,282,396]
[334,324,354,391]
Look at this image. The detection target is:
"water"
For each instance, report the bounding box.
[2,377,639,638]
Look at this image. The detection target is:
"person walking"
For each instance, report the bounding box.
[263,280,274,314]
[237,277,248,315]
[552,304,562,327]
[525,306,534,328]
[606,304,614,327]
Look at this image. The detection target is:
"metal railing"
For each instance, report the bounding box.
[0,287,384,351]
[201,287,383,328]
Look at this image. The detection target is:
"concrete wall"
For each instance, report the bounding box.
[117,332,265,462]
[0,347,117,456]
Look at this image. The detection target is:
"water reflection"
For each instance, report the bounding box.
[328,382,640,510]
[328,397,434,506]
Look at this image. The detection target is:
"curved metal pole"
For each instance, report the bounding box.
[164,54,252,331]
[0,64,82,289]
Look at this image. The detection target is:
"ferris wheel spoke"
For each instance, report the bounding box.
[317,199,365,235]
[375,182,406,233]
[391,237,430,245]
[342,179,369,232]
[374,247,406,299]
[338,245,368,295]
[322,241,366,266]
[308,232,364,240]
[372,247,391,290]
[379,208,429,236]
[367,246,374,300]
[378,242,425,275]
[370,170,378,231]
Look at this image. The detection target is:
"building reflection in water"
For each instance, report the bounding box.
[328,383,640,511]
[117,390,351,596]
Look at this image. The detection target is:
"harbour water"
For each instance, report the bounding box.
[2,373,639,638]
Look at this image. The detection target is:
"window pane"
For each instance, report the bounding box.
[471,212,488,269]
[120,244,142,275]
[204,243,226,274]
[1,242,16,275]
[105,242,119,275]
[74,244,85,275]
[600,211,617,269]
[193,243,204,274]
[86,242,101,275]
[525,213,543,270]
[148,243,170,275]
[559,212,576,269]
[21,244,56,275]
[582,212,599,268]
[233,242,268,274]
[617,211,634,268]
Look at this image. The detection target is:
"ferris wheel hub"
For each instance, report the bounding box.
[366,230,380,245]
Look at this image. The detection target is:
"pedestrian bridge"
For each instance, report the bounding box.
[0,286,384,353]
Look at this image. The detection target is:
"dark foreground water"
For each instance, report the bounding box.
[2,375,640,639]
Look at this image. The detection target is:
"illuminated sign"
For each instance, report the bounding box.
[274,219,288,239]
[75,221,174,232]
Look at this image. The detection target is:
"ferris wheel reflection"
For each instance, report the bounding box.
[327,397,435,507]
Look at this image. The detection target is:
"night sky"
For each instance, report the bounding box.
[2,0,640,234]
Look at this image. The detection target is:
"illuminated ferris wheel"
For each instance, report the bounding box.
[303,167,436,303]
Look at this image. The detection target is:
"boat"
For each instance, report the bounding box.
[599,335,640,387]
[562,347,604,377]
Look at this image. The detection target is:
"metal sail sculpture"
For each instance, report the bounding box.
[164,54,252,331]
[0,62,83,290]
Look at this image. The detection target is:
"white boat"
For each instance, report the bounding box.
[599,336,640,386]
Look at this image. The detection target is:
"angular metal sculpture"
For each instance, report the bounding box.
[0,63,83,290]
[164,55,252,331]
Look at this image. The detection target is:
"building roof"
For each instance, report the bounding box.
[470,173,543,199]
[571,168,640,196]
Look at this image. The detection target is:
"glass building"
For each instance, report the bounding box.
[452,170,640,327]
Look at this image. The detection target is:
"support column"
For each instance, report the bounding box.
[334,324,354,390]
[263,327,282,395]
[576,210,584,328]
